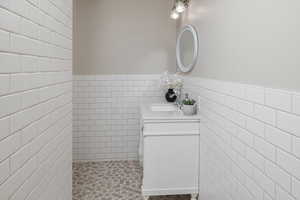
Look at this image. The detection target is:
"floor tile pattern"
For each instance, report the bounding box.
[73,161,190,200]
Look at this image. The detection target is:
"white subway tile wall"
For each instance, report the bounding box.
[183,77,300,200]
[73,75,163,161]
[0,0,72,200]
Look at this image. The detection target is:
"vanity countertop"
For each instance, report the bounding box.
[140,103,201,121]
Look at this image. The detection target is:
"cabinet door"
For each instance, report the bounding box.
[143,133,199,195]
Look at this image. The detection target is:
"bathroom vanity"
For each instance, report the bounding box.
[139,103,200,200]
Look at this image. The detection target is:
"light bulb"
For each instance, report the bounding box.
[175,1,185,13]
[170,9,179,19]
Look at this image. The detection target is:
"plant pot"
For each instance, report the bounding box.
[165,88,177,102]
[182,104,197,116]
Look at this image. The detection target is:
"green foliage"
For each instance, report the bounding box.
[182,98,196,105]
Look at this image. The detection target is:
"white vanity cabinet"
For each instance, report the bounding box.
[140,104,200,200]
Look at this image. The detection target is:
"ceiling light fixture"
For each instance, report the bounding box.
[170,0,190,20]
[175,1,185,13]
[170,7,180,19]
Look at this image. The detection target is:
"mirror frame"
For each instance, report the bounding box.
[176,25,199,73]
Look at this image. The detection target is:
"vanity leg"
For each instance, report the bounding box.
[143,195,150,200]
[191,193,198,200]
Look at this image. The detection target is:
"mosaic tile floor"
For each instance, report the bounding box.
[72,161,190,200]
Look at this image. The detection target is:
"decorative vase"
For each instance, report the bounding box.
[165,88,177,102]
[182,104,197,115]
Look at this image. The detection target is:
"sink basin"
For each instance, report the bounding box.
[150,103,177,112]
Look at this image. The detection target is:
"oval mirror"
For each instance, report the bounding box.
[176,25,199,73]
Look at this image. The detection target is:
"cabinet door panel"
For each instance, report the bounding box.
[143,134,199,194]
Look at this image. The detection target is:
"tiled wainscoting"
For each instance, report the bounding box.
[0,0,73,199]
[73,75,163,161]
[183,77,300,200]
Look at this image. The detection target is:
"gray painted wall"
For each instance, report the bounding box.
[74,0,176,75]
[179,0,300,91]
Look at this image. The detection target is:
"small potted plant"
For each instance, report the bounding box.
[182,94,197,115]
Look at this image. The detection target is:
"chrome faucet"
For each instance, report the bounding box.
[174,88,182,109]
